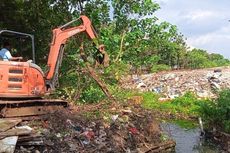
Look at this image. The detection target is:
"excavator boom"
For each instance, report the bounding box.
[46,15,109,90]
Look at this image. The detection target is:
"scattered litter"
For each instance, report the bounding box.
[17,139,44,146]
[128,96,143,105]
[122,67,230,99]
[0,95,177,152]
[111,115,119,122]
[214,69,222,73]
[137,82,147,88]
[0,125,33,139]
[129,127,138,135]
[16,125,33,131]
[11,104,174,152]
[83,130,95,140]
[122,109,132,114]
[0,118,44,153]
[152,87,162,93]
[56,133,61,138]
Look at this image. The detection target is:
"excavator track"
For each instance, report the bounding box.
[0,99,68,117]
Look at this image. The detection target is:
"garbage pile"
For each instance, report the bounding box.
[121,67,230,99]
[12,104,175,153]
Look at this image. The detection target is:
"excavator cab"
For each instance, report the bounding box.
[0,30,36,62]
[0,30,45,98]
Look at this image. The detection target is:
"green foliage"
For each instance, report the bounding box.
[103,62,130,84]
[186,49,209,68]
[186,49,230,69]
[80,84,106,103]
[141,92,160,108]
[151,64,171,73]
[171,92,197,106]
[199,90,230,133]
[55,76,106,103]
[160,133,170,142]
[142,92,200,116]
[172,119,197,129]
[223,120,230,133]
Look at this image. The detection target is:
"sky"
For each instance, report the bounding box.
[154,0,230,59]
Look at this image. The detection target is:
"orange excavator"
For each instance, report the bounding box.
[0,15,109,117]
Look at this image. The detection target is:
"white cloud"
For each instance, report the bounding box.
[184,10,215,21]
[154,0,230,58]
[187,25,230,58]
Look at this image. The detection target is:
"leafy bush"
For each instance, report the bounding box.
[80,84,106,103]
[171,92,195,106]
[164,92,200,115]
[151,64,171,73]
[199,90,230,133]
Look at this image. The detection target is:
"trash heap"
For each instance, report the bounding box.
[121,67,230,99]
[12,104,175,153]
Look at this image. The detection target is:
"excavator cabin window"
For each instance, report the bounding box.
[0,30,35,63]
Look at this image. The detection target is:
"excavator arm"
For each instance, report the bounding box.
[45,15,109,90]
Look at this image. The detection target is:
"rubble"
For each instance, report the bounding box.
[0,118,42,153]
[121,66,230,99]
[0,136,18,153]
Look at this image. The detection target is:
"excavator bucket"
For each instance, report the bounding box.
[95,45,110,67]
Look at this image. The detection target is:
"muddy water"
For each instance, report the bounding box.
[161,122,222,153]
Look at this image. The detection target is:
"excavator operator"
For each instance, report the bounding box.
[0,41,23,61]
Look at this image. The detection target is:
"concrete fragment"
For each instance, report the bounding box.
[0,136,18,153]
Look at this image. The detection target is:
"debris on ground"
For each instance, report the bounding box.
[0,118,22,132]
[1,102,176,153]
[0,118,42,153]
[0,136,18,153]
[206,130,230,152]
[121,66,230,99]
